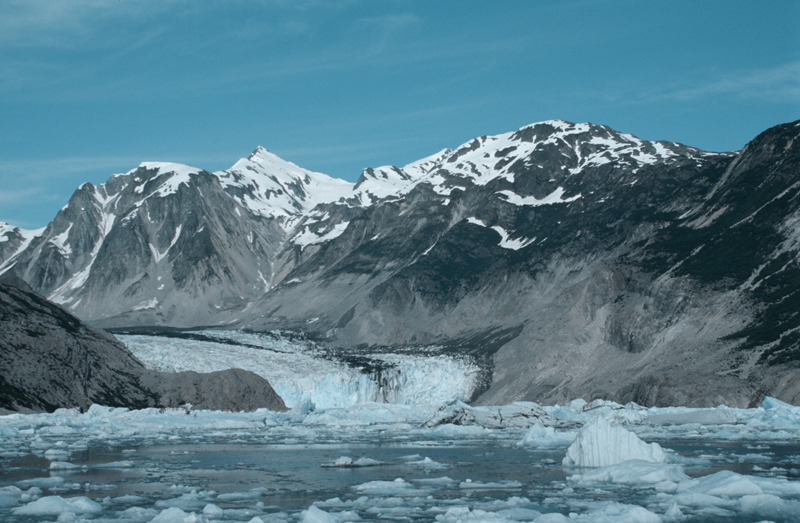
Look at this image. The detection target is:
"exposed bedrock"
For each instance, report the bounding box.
[0,277,286,413]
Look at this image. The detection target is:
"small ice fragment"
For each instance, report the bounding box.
[11,495,103,516]
[569,460,689,485]
[665,502,683,517]
[302,505,337,523]
[203,503,224,517]
[149,507,200,523]
[50,462,81,471]
[91,461,135,469]
[44,449,71,461]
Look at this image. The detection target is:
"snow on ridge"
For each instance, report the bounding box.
[497,187,581,207]
[0,222,43,244]
[0,223,45,276]
[139,162,202,178]
[216,147,353,220]
[137,162,203,197]
[292,221,350,250]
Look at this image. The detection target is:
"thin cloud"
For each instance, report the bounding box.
[666,60,800,103]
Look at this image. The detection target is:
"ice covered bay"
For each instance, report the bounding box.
[3,333,800,522]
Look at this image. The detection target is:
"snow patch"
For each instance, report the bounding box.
[497,187,581,207]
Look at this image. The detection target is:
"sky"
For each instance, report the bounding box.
[1,0,799,229]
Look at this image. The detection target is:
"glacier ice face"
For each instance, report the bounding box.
[120,331,481,409]
[562,416,666,467]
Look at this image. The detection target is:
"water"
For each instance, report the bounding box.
[3,405,800,522]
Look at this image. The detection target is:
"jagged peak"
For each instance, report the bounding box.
[138,162,203,177]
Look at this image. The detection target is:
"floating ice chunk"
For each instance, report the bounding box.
[203,503,224,517]
[49,461,81,470]
[407,457,448,470]
[150,506,206,523]
[678,470,763,497]
[0,426,19,436]
[459,479,522,490]
[302,505,337,523]
[412,477,457,485]
[216,490,262,502]
[664,502,682,518]
[562,417,666,467]
[533,514,570,523]
[322,456,380,468]
[44,449,71,460]
[0,494,18,507]
[11,495,103,516]
[518,422,576,448]
[424,401,571,430]
[573,502,661,523]
[91,460,135,469]
[677,469,800,497]
[18,476,66,488]
[647,409,736,425]
[155,490,212,511]
[496,507,542,521]
[353,478,424,496]
[740,493,800,519]
[569,459,689,485]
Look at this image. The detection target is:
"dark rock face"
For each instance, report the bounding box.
[4,119,800,408]
[0,278,287,413]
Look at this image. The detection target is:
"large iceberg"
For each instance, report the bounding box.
[562,416,666,467]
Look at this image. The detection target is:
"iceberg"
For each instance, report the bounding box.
[562,416,666,467]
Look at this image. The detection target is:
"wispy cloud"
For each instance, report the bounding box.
[664,61,800,103]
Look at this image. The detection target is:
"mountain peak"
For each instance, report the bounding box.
[248,146,271,161]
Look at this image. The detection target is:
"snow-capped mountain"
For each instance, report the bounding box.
[4,119,800,407]
[0,223,42,267]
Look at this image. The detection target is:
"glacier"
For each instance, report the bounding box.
[118,330,482,408]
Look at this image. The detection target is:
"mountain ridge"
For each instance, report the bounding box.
[3,119,800,407]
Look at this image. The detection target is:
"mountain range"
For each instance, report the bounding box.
[3,118,800,408]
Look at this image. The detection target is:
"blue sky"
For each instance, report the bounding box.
[1,0,798,228]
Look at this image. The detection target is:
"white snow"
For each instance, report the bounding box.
[292,221,350,250]
[132,298,158,311]
[490,226,535,250]
[139,162,203,197]
[150,225,182,264]
[562,416,666,467]
[496,187,581,207]
[0,223,44,274]
[49,223,73,256]
[216,147,353,222]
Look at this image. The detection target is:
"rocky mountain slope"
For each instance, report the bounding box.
[0,277,286,413]
[3,119,800,407]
